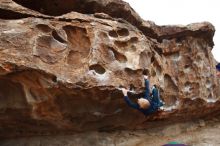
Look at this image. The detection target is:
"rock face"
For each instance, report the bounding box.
[0,0,220,138]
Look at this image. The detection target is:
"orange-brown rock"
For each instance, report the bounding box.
[0,0,219,139]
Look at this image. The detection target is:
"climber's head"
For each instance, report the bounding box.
[137,98,150,109]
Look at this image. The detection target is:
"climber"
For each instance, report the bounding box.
[216,63,220,77]
[121,74,164,115]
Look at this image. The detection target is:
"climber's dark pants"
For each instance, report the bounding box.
[144,79,150,100]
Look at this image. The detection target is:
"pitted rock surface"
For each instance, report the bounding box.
[0,0,220,138]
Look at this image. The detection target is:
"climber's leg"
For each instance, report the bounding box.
[216,63,220,77]
[144,75,150,100]
[149,88,165,113]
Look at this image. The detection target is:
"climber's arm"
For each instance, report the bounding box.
[124,96,139,110]
[122,88,139,110]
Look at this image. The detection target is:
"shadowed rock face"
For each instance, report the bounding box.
[0,0,220,138]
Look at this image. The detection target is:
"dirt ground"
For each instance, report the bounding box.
[0,117,220,146]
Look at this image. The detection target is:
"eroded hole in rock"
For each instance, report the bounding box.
[203,47,210,58]
[63,25,91,57]
[183,56,192,66]
[34,36,55,63]
[0,8,30,19]
[171,52,181,62]
[182,47,192,54]
[66,51,82,68]
[164,95,177,106]
[29,88,41,101]
[158,38,163,43]
[130,45,137,52]
[162,74,179,106]
[109,47,127,63]
[139,51,151,68]
[34,36,66,64]
[114,41,128,48]
[36,24,52,33]
[37,76,57,89]
[154,46,163,55]
[183,82,199,94]
[184,65,191,73]
[153,61,162,76]
[184,81,192,93]
[176,37,183,43]
[117,28,129,36]
[151,56,155,63]
[163,45,180,56]
[129,37,138,43]
[164,74,178,93]
[129,84,136,91]
[99,44,116,63]
[51,76,57,83]
[196,55,202,63]
[12,71,61,109]
[100,32,108,38]
[184,65,190,68]
[0,78,28,109]
[89,64,106,74]
[52,30,66,43]
[143,69,150,75]
[151,69,156,77]
[29,88,49,102]
[187,47,192,52]
[108,30,118,38]
[125,68,142,76]
[206,79,212,88]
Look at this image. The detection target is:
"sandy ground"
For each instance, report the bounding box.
[0,117,220,146]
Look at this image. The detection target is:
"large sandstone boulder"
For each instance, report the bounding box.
[0,0,219,138]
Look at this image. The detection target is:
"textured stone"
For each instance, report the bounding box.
[0,0,220,139]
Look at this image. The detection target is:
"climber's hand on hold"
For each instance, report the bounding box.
[121,88,128,96]
[144,75,148,80]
